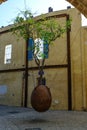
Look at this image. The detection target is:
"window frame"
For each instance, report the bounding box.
[4,44,12,64]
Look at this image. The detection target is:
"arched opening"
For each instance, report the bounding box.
[0,0,7,4]
[66,0,87,18]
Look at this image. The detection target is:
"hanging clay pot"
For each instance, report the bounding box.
[31,85,52,112]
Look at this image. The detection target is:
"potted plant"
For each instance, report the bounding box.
[12,9,71,112]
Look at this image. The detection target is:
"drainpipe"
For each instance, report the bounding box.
[24,38,29,107]
[66,15,72,110]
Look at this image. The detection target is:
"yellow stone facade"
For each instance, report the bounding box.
[0,8,86,111]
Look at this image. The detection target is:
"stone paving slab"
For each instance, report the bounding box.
[0,106,87,129]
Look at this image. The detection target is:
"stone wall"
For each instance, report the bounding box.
[0,8,85,111]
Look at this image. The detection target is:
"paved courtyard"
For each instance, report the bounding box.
[0,105,87,130]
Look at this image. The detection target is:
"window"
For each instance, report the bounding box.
[34,38,44,59]
[4,44,12,64]
[28,38,49,60]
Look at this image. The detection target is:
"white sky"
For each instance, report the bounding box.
[0,0,87,27]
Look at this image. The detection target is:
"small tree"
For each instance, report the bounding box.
[12,9,71,85]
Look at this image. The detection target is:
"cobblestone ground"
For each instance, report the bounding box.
[0,106,87,130]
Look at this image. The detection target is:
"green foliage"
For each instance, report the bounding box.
[35,19,65,44]
[12,9,71,43]
[11,9,71,65]
[11,9,34,40]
